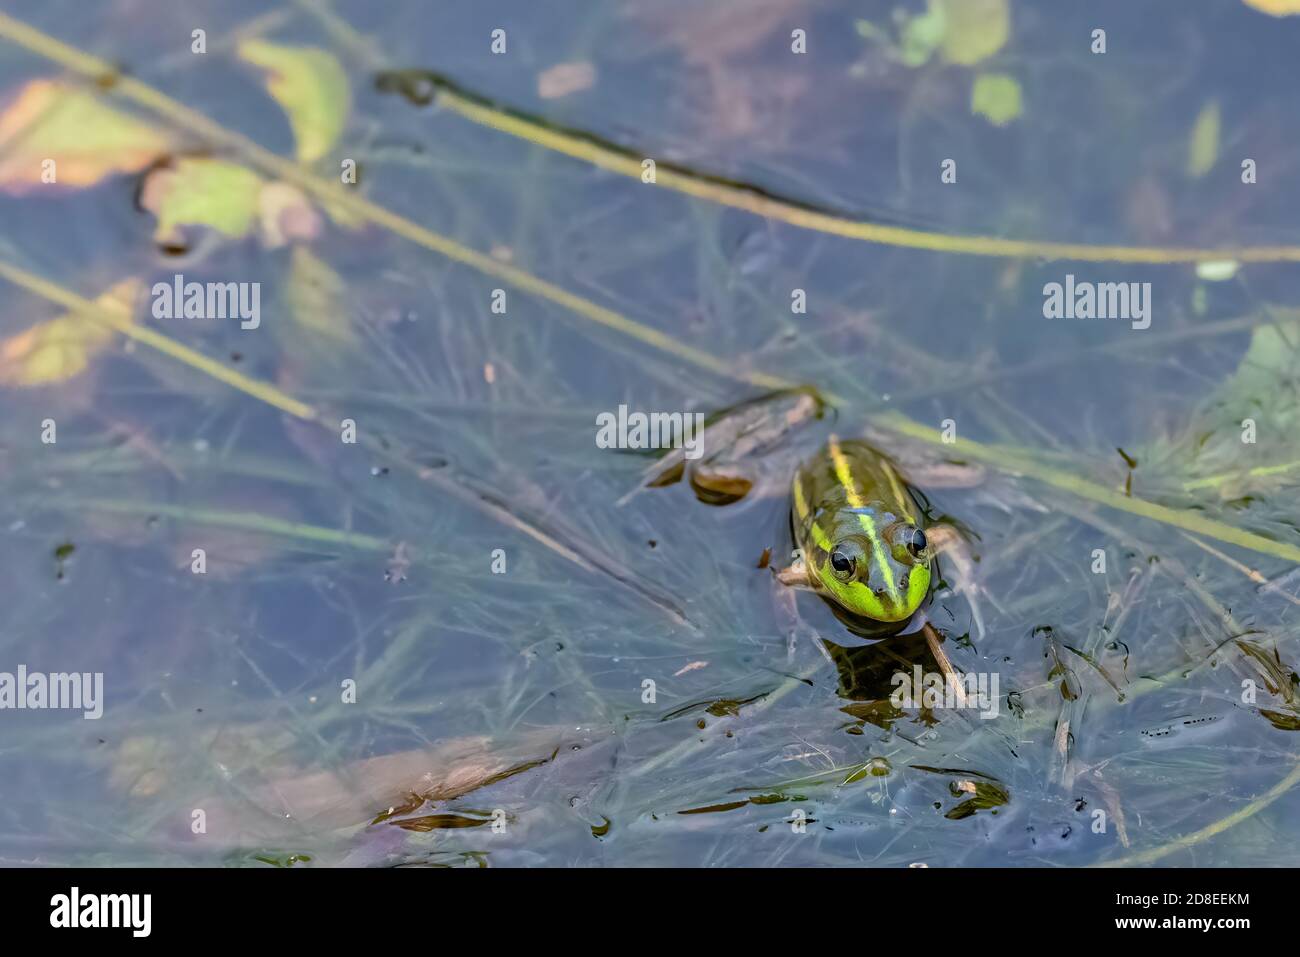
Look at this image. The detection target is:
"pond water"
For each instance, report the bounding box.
[1,0,1299,867]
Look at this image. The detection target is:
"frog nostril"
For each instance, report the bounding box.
[899,573,910,592]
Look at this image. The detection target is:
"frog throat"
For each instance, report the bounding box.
[815,557,930,621]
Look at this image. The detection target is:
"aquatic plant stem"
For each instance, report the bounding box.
[873,411,1300,566]
[0,261,317,419]
[69,499,391,551]
[295,1,1300,264]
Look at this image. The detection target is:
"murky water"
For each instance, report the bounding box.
[1,0,1299,867]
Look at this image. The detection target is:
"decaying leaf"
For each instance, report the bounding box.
[0,79,171,193]
[237,40,351,163]
[140,157,265,245]
[0,278,142,386]
[259,180,324,247]
[142,158,324,248]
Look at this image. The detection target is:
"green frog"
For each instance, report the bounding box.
[778,434,933,624]
[631,389,985,644]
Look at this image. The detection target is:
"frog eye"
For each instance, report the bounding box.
[889,524,928,563]
[828,541,866,582]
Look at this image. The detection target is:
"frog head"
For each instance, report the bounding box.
[814,521,932,622]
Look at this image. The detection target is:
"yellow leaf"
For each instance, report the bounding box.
[1242,0,1300,15]
[0,279,141,386]
[971,73,1023,126]
[1187,100,1221,178]
[0,79,171,193]
[140,157,265,245]
[238,41,350,163]
[939,0,1010,66]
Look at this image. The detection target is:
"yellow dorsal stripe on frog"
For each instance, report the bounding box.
[828,434,899,604]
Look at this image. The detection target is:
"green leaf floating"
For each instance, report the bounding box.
[141,157,264,244]
[894,0,1010,69]
[238,40,350,163]
[938,0,1010,65]
[971,73,1022,126]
